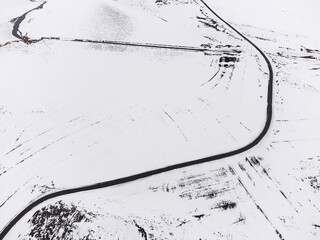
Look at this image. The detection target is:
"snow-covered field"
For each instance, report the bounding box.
[0,0,319,239]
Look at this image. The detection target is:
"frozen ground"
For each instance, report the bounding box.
[1,0,320,239]
[0,0,268,233]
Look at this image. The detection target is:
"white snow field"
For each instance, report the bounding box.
[0,0,269,234]
[1,0,319,239]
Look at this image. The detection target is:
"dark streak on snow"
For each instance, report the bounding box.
[214,200,237,210]
[279,190,288,200]
[245,172,255,185]
[1,119,105,177]
[200,68,220,86]
[0,194,15,209]
[240,121,252,132]
[228,165,236,175]
[0,178,34,209]
[262,167,272,180]
[197,16,222,32]
[149,168,236,202]
[133,220,148,240]
[247,156,261,166]
[313,224,320,228]
[216,118,237,142]
[177,218,189,227]
[245,157,262,177]
[238,163,246,171]
[238,178,285,240]
[5,144,23,155]
[233,215,246,224]
[15,129,25,142]
[192,214,205,220]
[163,110,188,142]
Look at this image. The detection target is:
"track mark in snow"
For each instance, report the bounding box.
[238,162,246,172]
[163,110,188,142]
[6,117,82,156]
[1,119,105,176]
[0,194,15,209]
[187,109,208,131]
[239,121,252,132]
[5,144,23,156]
[14,119,105,165]
[15,135,69,166]
[241,156,302,213]
[0,178,34,209]
[197,16,221,31]
[245,157,262,177]
[233,215,246,224]
[225,66,235,91]
[15,130,25,142]
[68,116,83,123]
[200,68,220,86]
[228,165,236,175]
[210,58,214,66]
[238,178,286,240]
[216,118,237,142]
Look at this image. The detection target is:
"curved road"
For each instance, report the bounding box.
[0,0,273,239]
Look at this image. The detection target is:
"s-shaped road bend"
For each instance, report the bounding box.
[0,0,273,238]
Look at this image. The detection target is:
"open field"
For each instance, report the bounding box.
[0,0,319,239]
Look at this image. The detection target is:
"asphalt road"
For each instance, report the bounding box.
[0,0,273,238]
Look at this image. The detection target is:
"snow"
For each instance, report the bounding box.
[1,0,320,239]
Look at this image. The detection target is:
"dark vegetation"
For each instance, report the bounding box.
[215,200,237,210]
[24,201,96,240]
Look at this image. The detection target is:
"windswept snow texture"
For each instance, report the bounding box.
[0,0,270,233]
[12,1,316,240]
[2,0,320,239]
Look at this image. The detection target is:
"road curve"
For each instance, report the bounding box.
[0,0,273,239]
